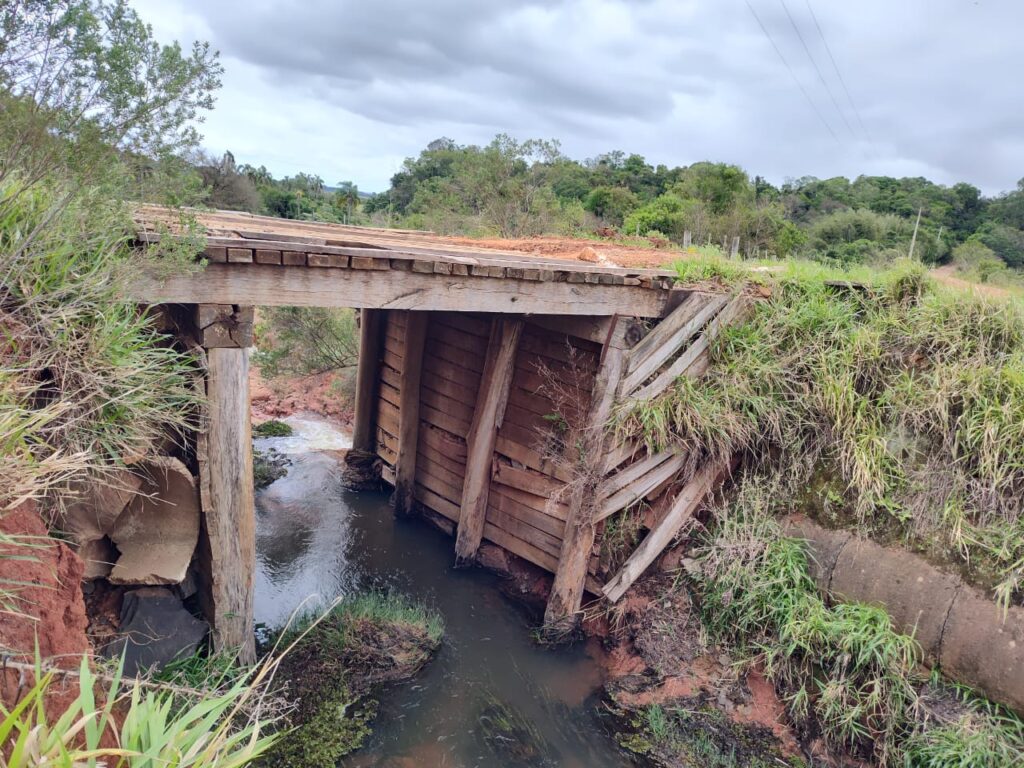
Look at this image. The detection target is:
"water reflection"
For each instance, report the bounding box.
[253,417,629,767]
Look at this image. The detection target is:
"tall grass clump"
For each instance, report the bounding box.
[0,177,199,509]
[620,257,1024,607]
[691,479,1024,766]
[0,655,279,767]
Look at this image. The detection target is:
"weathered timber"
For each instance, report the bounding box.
[130,263,673,317]
[603,458,732,603]
[455,317,524,563]
[351,309,384,451]
[543,321,627,633]
[597,452,689,521]
[392,312,428,515]
[618,294,727,395]
[600,450,684,504]
[199,348,256,662]
[525,315,618,346]
[194,304,254,348]
[628,294,749,403]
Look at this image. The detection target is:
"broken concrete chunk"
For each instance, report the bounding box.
[100,587,209,675]
[109,457,200,585]
[64,470,143,580]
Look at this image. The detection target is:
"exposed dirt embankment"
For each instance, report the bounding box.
[0,501,89,664]
[446,234,680,268]
[249,367,353,426]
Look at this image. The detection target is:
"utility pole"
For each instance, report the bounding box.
[908,207,922,260]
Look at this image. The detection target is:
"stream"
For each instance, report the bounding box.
[253,414,631,767]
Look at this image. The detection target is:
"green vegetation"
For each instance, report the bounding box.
[253,420,293,438]
[263,592,443,768]
[254,306,358,378]
[616,701,799,767]
[619,257,1024,607]
[0,655,277,767]
[683,480,1024,767]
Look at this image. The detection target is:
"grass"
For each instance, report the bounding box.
[686,478,1024,767]
[616,701,799,767]
[263,591,443,768]
[253,420,293,437]
[619,254,1024,608]
[0,654,279,767]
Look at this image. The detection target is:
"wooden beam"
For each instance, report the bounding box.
[627,294,749,403]
[392,311,428,515]
[350,309,384,452]
[618,294,727,395]
[602,458,731,603]
[199,347,255,662]
[543,322,627,634]
[130,263,672,318]
[455,317,524,563]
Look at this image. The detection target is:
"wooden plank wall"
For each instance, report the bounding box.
[375,309,603,578]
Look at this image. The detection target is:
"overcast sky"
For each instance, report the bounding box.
[132,0,1024,195]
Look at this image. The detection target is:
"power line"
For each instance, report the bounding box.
[779,0,855,138]
[744,0,839,143]
[804,0,873,143]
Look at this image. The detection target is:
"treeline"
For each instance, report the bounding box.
[354,135,1023,273]
[197,151,363,224]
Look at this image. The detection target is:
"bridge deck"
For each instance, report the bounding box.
[131,207,681,317]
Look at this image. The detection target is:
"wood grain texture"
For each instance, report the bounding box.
[455,317,524,562]
[201,348,255,662]
[603,458,731,602]
[351,309,384,451]
[130,263,672,317]
[393,311,428,515]
[544,322,627,630]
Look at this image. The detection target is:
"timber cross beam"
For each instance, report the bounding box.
[128,206,683,318]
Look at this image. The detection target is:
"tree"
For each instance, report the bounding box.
[197,151,261,212]
[335,180,359,223]
[0,0,222,188]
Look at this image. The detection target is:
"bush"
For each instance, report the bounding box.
[953,239,1008,283]
[254,307,358,378]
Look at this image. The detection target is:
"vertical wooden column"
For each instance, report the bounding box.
[543,321,628,636]
[455,317,524,564]
[350,309,384,452]
[201,345,256,663]
[392,311,428,515]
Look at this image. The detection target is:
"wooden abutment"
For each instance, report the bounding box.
[132,208,746,656]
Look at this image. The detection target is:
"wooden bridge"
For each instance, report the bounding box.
[131,208,742,660]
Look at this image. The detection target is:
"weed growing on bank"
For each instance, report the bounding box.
[688,479,1024,767]
[619,255,1024,607]
[261,591,444,768]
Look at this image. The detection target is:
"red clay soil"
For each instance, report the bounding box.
[446,235,682,269]
[0,501,89,665]
[249,366,354,426]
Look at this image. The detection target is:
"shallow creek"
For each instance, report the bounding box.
[254,414,631,767]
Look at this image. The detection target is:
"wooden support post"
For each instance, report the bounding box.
[543,321,627,636]
[351,309,384,452]
[200,346,256,663]
[346,309,385,488]
[392,311,428,515]
[455,317,524,563]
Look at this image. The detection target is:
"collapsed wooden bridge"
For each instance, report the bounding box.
[131,207,744,659]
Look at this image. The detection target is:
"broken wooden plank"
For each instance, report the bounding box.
[628,295,749,403]
[597,452,688,521]
[619,294,727,395]
[603,458,731,603]
[455,317,524,563]
[392,311,428,515]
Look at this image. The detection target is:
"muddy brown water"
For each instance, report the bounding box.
[254,415,632,767]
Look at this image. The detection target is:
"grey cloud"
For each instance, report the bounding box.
[134,0,1024,194]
